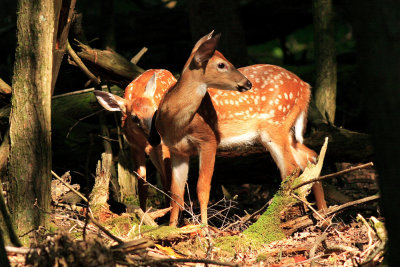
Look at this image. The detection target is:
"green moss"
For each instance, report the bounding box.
[214,235,241,255]
[69,230,83,240]
[123,196,139,206]
[103,215,139,237]
[242,193,293,248]
[141,225,178,240]
[174,238,208,258]
[47,222,59,233]
[256,253,268,262]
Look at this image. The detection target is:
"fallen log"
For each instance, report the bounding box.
[74,41,145,88]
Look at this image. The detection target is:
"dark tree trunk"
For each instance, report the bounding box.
[351,1,400,264]
[8,0,54,244]
[312,0,337,124]
[0,230,10,267]
[51,0,76,94]
[187,0,248,67]
[100,0,116,49]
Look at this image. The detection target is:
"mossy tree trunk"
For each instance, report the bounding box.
[312,0,337,124]
[8,0,55,244]
[351,1,400,264]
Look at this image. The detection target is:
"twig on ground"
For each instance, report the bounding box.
[141,257,241,267]
[293,254,325,266]
[221,199,271,231]
[357,214,374,246]
[281,195,380,234]
[292,162,374,191]
[148,207,172,220]
[310,231,329,267]
[51,171,88,203]
[362,241,386,265]
[326,244,359,254]
[52,170,126,244]
[87,208,124,244]
[5,246,38,254]
[291,193,330,225]
[138,207,153,237]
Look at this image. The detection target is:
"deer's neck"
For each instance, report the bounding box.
[156,72,207,144]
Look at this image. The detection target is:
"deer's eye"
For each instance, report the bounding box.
[217,63,226,69]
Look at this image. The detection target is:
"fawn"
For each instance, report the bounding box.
[94,70,176,211]
[95,31,326,226]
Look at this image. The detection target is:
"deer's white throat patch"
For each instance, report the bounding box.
[196,83,207,96]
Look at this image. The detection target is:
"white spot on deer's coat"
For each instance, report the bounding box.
[259,113,271,119]
[269,109,275,116]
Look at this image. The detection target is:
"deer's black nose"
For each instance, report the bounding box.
[246,80,252,90]
[238,80,252,92]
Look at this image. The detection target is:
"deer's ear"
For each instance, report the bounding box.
[143,73,157,97]
[191,30,214,54]
[94,90,127,114]
[148,110,161,147]
[193,33,221,68]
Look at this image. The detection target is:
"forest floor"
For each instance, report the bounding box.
[7,162,383,266]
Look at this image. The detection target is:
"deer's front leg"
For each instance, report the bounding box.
[169,153,189,227]
[197,141,217,225]
[132,148,148,211]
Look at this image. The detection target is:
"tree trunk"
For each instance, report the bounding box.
[187,0,248,67]
[351,1,400,264]
[312,0,337,124]
[89,111,114,211]
[8,0,54,244]
[89,153,112,211]
[117,149,138,204]
[51,0,76,94]
[100,0,116,49]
